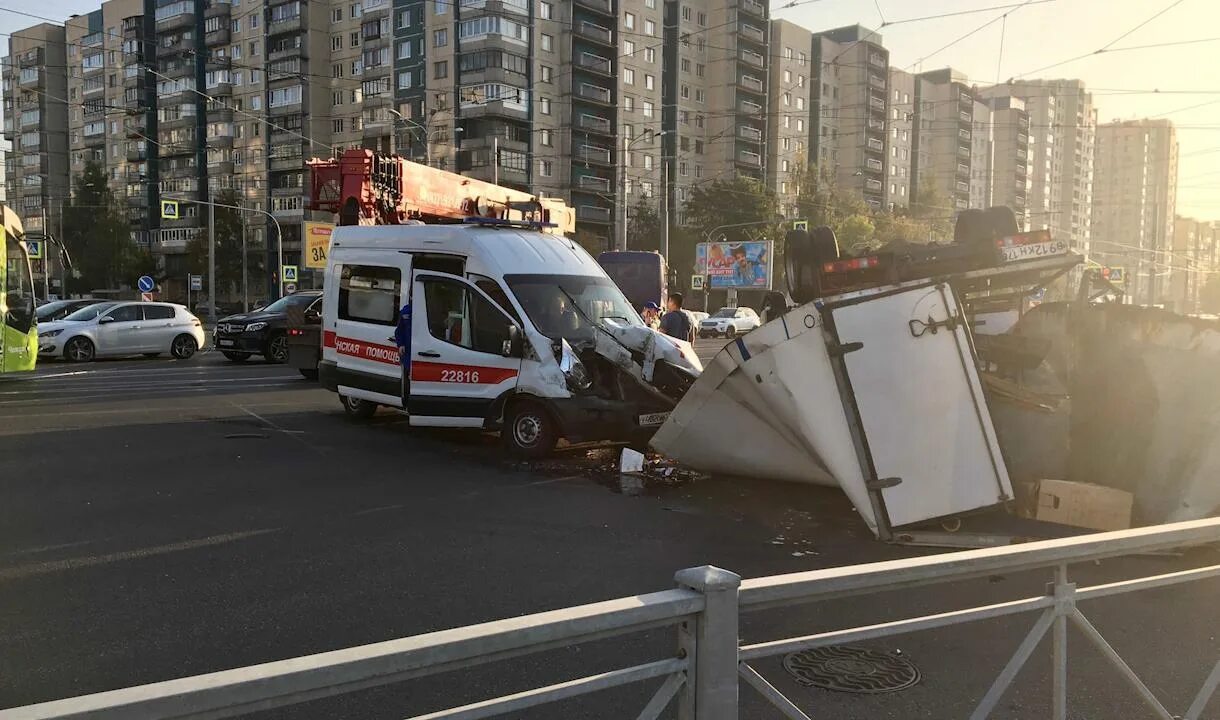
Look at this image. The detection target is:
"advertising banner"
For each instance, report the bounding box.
[304,222,335,269]
[696,240,772,289]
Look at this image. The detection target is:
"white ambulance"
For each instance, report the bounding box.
[318,220,703,456]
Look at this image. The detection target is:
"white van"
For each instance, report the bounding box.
[319,220,703,456]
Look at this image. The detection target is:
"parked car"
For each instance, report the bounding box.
[35,299,101,323]
[213,291,323,364]
[37,302,205,362]
[698,307,761,338]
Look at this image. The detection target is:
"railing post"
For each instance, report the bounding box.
[1051,564,1074,720]
[675,566,742,720]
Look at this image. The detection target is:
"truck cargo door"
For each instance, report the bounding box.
[829,283,1012,528]
[408,271,522,427]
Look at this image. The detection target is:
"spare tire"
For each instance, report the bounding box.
[983,205,1020,239]
[954,208,989,245]
[810,225,840,265]
[785,226,840,304]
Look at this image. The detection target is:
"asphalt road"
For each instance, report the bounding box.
[2,349,1219,719]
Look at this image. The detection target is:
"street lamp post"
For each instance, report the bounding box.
[618,130,668,252]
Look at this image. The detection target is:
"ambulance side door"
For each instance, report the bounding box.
[323,252,411,407]
[408,271,522,427]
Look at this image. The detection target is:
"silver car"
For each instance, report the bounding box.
[37,301,206,362]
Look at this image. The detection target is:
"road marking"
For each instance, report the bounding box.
[4,538,98,558]
[0,383,306,407]
[0,529,278,582]
[1,399,318,419]
[351,504,406,516]
[0,376,301,395]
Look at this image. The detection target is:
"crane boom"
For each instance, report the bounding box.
[307,149,575,234]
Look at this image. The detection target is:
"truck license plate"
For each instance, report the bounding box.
[638,412,670,427]
[1000,238,1068,262]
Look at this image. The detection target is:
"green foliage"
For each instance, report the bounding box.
[835,214,876,253]
[626,199,661,252]
[185,188,264,295]
[909,185,953,242]
[61,160,153,292]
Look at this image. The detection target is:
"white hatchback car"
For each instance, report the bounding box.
[698,307,761,338]
[38,301,206,362]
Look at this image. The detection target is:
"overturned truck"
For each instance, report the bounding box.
[655,209,1085,541]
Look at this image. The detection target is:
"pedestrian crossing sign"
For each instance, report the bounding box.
[282,265,298,283]
[25,240,42,259]
[160,200,180,220]
[793,220,809,231]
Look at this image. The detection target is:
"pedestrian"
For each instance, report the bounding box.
[395,300,412,402]
[659,292,695,343]
[641,301,661,330]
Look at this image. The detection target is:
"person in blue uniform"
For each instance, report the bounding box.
[395,301,411,402]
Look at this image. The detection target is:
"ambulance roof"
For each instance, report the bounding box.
[330,223,602,277]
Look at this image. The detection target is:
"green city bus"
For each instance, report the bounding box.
[0,204,37,376]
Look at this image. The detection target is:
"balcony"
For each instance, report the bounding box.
[574,0,612,14]
[957,163,970,176]
[1017,148,1028,160]
[155,5,195,33]
[739,0,765,18]
[959,91,973,105]
[869,52,885,67]
[956,181,969,193]
[18,68,42,87]
[866,158,883,172]
[577,205,612,223]
[18,112,40,129]
[1017,133,1028,144]
[868,118,885,133]
[959,128,971,140]
[739,99,763,115]
[739,125,762,142]
[576,83,612,104]
[576,113,611,134]
[739,74,764,92]
[83,131,106,148]
[207,105,234,123]
[577,174,611,191]
[268,42,303,62]
[157,37,190,58]
[868,95,884,110]
[270,154,303,172]
[866,138,883,152]
[738,23,766,44]
[739,49,764,68]
[868,74,885,90]
[576,52,612,75]
[737,150,762,167]
[204,0,230,18]
[125,119,147,138]
[268,13,304,37]
[576,144,611,165]
[205,28,231,46]
[575,21,612,45]
[865,179,883,192]
[958,145,970,158]
[959,110,971,122]
[127,146,147,162]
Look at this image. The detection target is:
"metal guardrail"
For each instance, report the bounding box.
[6,519,1220,720]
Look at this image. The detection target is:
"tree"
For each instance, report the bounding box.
[626,198,661,252]
[872,212,931,246]
[909,185,953,242]
[683,177,780,241]
[185,188,264,298]
[835,214,876,253]
[61,160,152,292]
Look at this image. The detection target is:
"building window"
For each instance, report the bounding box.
[397,40,412,59]
[332,7,343,21]
[333,91,343,106]
[783,70,791,83]
[783,92,791,106]
[797,97,805,110]
[539,1,552,19]
[645,74,655,90]
[249,13,259,28]
[351,3,362,18]
[643,155,653,170]
[539,159,552,177]
[540,97,551,114]
[680,85,689,99]
[332,35,342,50]
[644,19,655,36]
[351,31,360,47]
[781,159,789,172]
[694,89,704,103]
[681,58,691,73]
[624,68,635,85]
[624,96,634,112]
[695,165,703,178]
[540,65,552,83]
[540,129,552,146]
[696,63,704,77]
[434,61,448,79]
[541,33,553,52]
[397,9,411,27]
[624,11,635,29]
[434,29,447,47]
[334,119,345,133]
[679,161,688,176]
[397,71,412,89]
[645,47,656,63]
[697,10,705,25]
[434,0,445,13]
[643,100,654,118]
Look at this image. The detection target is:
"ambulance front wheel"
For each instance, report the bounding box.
[504,401,558,458]
[340,394,378,420]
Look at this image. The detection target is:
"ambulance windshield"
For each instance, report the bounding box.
[505,274,643,341]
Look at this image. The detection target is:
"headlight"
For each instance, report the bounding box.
[557,338,592,391]
[245,322,268,332]
[39,329,63,338]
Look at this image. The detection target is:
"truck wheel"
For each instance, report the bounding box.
[983,205,1020,239]
[503,400,558,458]
[954,208,989,245]
[340,395,378,419]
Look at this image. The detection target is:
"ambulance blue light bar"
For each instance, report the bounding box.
[464,217,558,229]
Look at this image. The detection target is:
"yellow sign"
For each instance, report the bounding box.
[282,265,299,283]
[793,220,809,231]
[304,221,334,269]
[160,200,179,220]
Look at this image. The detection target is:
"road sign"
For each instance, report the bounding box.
[1109,267,1126,283]
[160,200,179,220]
[793,220,809,232]
[282,265,298,283]
[137,275,155,293]
[141,292,154,302]
[284,282,298,294]
[189,274,202,291]
[25,240,42,259]
[691,275,705,291]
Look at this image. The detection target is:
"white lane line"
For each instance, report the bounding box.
[4,538,99,558]
[0,375,301,395]
[0,383,306,406]
[0,528,279,582]
[351,504,407,516]
[230,402,321,451]
[2,399,320,419]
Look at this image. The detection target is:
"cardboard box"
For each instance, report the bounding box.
[1022,479,1133,531]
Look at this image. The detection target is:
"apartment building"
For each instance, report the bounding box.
[885,67,914,210]
[983,79,1095,253]
[910,68,975,215]
[809,25,888,211]
[2,23,70,240]
[1093,118,1178,307]
[986,95,1030,228]
[969,96,991,211]
[1170,216,1217,314]
[766,19,812,216]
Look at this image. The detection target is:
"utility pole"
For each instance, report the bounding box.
[208,193,216,321]
[241,212,249,312]
[40,207,50,301]
[493,136,499,186]
[661,157,670,263]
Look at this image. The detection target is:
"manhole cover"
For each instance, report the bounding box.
[783,645,920,694]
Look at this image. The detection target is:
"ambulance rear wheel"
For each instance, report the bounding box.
[340,395,378,420]
[504,401,558,458]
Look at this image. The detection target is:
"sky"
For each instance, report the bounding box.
[2,0,1218,218]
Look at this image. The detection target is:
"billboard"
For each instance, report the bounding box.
[696,240,773,289]
[304,222,334,269]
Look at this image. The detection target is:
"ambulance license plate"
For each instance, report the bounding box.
[638,412,670,427]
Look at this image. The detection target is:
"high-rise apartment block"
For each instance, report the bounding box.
[885,67,914,210]
[1093,118,1178,307]
[986,95,1031,228]
[1170,216,1218,314]
[910,68,977,215]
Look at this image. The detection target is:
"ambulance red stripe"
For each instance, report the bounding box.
[324,332,518,383]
